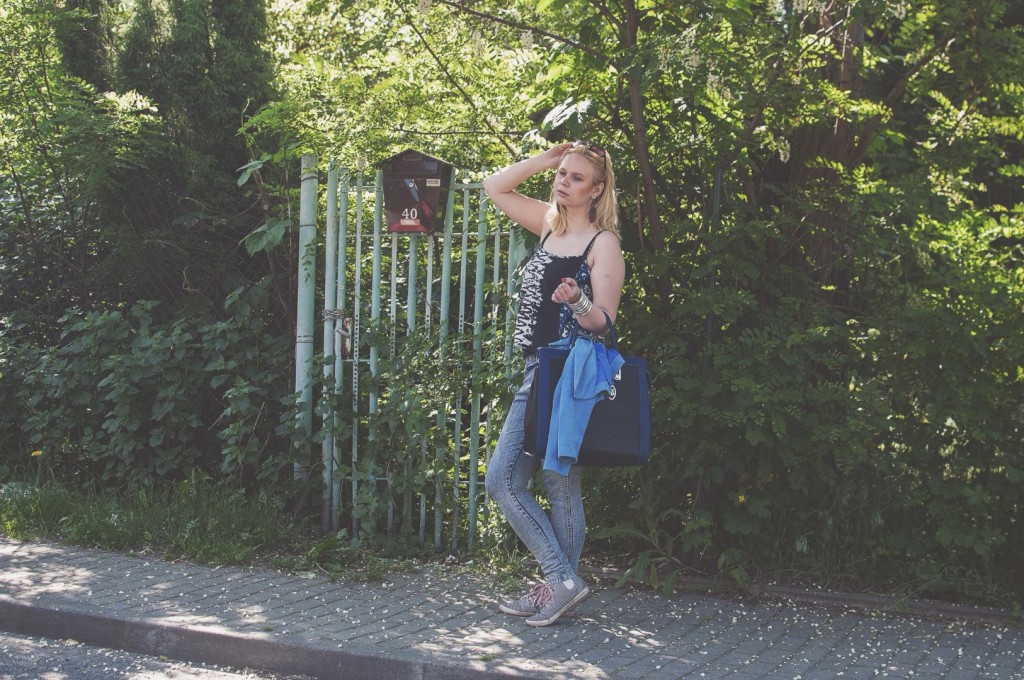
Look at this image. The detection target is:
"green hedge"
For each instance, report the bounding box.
[0,281,294,489]
[584,206,1023,604]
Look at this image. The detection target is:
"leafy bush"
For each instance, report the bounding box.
[584,200,1023,605]
[323,313,517,545]
[0,280,296,489]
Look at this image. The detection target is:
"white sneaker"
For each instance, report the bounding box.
[525,577,589,627]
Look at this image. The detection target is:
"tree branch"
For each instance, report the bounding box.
[622,0,664,254]
[586,0,623,33]
[850,38,954,167]
[394,125,527,137]
[723,15,853,171]
[404,19,517,156]
[433,0,609,63]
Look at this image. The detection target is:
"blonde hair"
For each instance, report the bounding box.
[545,144,620,238]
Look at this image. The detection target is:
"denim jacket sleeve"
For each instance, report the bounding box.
[543,338,625,475]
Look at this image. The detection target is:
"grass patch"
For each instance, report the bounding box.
[0,475,441,582]
[285,529,456,582]
[0,473,306,565]
[463,545,535,592]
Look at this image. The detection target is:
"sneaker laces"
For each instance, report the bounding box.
[532,583,555,609]
[524,583,547,601]
[506,583,548,611]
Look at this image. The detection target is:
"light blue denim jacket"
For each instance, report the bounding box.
[543,337,625,476]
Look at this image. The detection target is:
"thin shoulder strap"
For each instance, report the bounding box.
[580,231,604,259]
[539,230,552,247]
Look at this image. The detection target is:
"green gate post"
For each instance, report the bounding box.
[294,154,318,482]
[332,173,350,531]
[350,174,365,536]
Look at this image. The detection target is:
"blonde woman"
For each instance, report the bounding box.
[483,141,625,626]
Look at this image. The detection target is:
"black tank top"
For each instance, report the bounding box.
[514,231,603,356]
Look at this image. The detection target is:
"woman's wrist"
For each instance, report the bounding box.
[524,153,556,175]
[567,292,593,317]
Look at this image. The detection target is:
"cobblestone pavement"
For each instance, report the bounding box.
[1,537,1021,679]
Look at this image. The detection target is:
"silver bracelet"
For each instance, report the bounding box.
[568,293,593,317]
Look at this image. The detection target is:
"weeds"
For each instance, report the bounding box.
[0,474,304,565]
[0,476,442,582]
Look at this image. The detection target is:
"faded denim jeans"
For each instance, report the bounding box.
[485,361,585,582]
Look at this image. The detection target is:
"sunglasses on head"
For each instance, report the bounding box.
[572,140,606,158]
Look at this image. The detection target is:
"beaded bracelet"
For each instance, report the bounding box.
[568,293,593,317]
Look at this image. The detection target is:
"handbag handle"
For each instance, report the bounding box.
[566,310,618,348]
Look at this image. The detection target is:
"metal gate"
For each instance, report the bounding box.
[294,155,527,554]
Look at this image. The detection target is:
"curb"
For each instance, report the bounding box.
[0,595,527,680]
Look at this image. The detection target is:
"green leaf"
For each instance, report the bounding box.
[242,218,291,255]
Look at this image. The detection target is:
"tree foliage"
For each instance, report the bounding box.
[0,0,295,491]
[0,0,278,333]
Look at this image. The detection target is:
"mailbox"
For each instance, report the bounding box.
[378,149,453,234]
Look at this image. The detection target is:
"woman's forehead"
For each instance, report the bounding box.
[558,153,597,176]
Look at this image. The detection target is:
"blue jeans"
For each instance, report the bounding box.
[485,362,585,582]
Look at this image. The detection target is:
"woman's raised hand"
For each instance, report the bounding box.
[538,142,573,170]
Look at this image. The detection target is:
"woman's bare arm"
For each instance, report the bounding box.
[482,144,572,236]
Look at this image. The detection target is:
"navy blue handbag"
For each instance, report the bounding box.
[523,313,651,467]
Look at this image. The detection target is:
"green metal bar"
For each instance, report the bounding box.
[403,233,419,534]
[419,236,434,544]
[450,190,472,553]
[505,225,522,364]
[418,233,434,543]
[467,187,488,550]
[321,165,339,533]
[294,154,318,482]
[370,169,383,466]
[450,390,463,554]
[387,232,399,538]
[351,173,364,537]
[491,213,502,312]
[482,195,502,501]
[407,235,418,332]
[434,169,457,548]
[458,196,470,334]
[425,235,434,329]
[333,173,350,528]
[391,235,399,348]
[439,173,456,339]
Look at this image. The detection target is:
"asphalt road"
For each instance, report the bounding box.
[0,632,314,680]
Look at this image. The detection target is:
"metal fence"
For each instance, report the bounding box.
[294,155,527,554]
